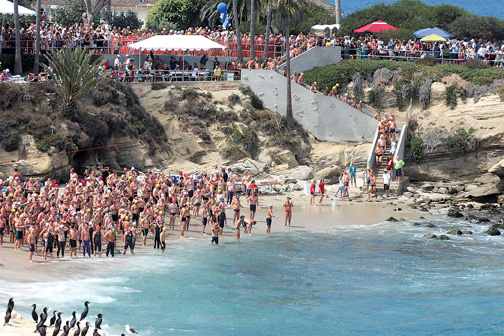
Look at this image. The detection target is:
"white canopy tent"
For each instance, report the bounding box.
[0,0,36,15]
[128,35,226,52]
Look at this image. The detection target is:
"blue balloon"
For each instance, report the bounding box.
[217,2,227,13]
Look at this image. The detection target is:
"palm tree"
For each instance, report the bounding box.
[268,0,303,128]
[13,0,22,75]
[33,0,42,74]
[250,0,255,59]
[232,0,243,61]
[335,0,342,29]
[263,6,272,59]
[43,46,104,119]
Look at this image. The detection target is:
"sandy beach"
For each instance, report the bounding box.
[0,193,426,336]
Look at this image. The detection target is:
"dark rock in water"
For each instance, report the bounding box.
[393,208,402,211]
[439,235,450,240]
[489,208,501,214]
[420,216,425,219]
[447,229,463,235]
[463,231,473,235]
[425,223,437,228]
[448,211,463,218]
[413,222,421,226]
[467,204,474,209]
[465,215,478,223]
[490,223,504,229]
[423,233,437,239]
[485,228,501,236]
[386,217,399,222]
[420,208,429,212]
[478,217,490,223]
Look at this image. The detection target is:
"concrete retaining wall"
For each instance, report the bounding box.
[241,69,378,142]
[278,46,341,74]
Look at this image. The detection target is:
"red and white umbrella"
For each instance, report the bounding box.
[353,20,399,33]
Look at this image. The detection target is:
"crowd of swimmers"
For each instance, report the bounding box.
[0,164,296,262]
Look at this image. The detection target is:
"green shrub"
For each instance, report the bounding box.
[498,86,504,102]
[410,133,424,163]
[4,130,20,152]
[152,82,169,90]
[417,55,437,67]
[188,150,207,164]
[445,85,457,110]
[221,145,248,161]
[442,127,476,151]
[197,129,212,143]
[367,89,380,109]
[228,93,241,105]
[232,127,259,159]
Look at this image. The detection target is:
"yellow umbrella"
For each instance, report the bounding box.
[420,34,447,42]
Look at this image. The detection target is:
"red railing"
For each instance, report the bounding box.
[0,37,284,59]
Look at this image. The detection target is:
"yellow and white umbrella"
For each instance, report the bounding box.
[420,34,447,42]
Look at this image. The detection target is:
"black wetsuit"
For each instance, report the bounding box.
[57,239,66,258]
[46,232,54,254]
[124,231,135,251]
[154,225,161,249]
[94,231,102,252]
[106,241,114,257]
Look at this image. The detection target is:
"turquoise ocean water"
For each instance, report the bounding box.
[2,211,504,335]
[328,0,504,20]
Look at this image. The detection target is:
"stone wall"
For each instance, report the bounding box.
[241,69,378,142]
[278,47,342,75]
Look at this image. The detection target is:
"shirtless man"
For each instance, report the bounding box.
[283,197,293,227]
[160,227,166,252]
[168,201,178,231]
[201,201,209,234]
[234,215,245,240]
[180,204,189,238]
[140,213,150,245]
[266,205,278,234]
[80,223,91,257]
[342,172,350,199]
[245,219,257,234]
[104,227,116,257]
[226,179,235,205]
[27,228,36,263]
[14,217,25,250]
[248,193,258,220]
[389,117,397,141]
[210,222,219,245]
[69,224,78,257]
[191,189,202,219]
[56,224,68,258]
[375,145,385,168]
[231,195,244,223]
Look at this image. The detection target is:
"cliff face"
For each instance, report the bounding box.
[0,80,169,181]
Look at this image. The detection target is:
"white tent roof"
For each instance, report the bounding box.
[128,35,226,51]
[311,24,340,31]
[0,0,36,15]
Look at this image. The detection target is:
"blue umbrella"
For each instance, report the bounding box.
[414,27,455,39]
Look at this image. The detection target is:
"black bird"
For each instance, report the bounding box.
[35,314,45,333]
[81,322,91,336]
[73,321,81,336]
[51,324,60,336]
[93,329,101,336]
[55,312,63,329]
[4,309,11,326]
[70,311,77,329]
[49,311,57,326]
[80,301,89,321]
[38,324,47,336]
[7,298,14,311]
[40,307,48,324]
[94,313,102,329]
[31,304,38,323]
[61,321,70,336]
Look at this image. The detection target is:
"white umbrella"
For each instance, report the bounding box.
[0,0,36,15]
